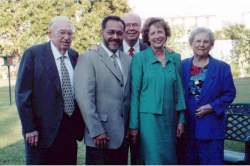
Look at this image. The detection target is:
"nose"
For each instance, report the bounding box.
[113,32,119,39]
[128,24,134,29]
[63,32,73,40]
[198,41,205,47]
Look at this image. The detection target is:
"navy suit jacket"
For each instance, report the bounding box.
[15,42,84,148]
[182,56,236,140]
[121,39,148,53]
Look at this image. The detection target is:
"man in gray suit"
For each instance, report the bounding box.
[74,16,130,165]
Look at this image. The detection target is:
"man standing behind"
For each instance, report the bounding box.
[15,16,84,165]
[121,13,147,57]
[74,16,130,165]
[121,12,147,165]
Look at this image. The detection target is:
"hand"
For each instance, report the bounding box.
[176,123,184,138]
[25,130,39,147]
[93,133,110,149]
[195,104,214,118]
[129,129,138,144]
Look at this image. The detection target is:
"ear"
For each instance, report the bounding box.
[48,31,52,39]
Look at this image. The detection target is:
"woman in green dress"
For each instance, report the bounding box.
[129,17,186,165]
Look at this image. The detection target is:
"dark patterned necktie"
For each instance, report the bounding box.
[111,54,123,84]
[128,47,135,56]
[60,56,74,116]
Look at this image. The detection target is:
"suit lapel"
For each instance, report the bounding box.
[139,40,148,51]
[68,49,77,68]
[96,46,124,85]
[183,58,193,100]
[43,43,62,95]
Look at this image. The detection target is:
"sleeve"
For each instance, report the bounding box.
[74,53,105,138]
[173,53,186,123]
[15,48,36,134]
[129,54,143,129]
[210,64,236,116]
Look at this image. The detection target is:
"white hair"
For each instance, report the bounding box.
[48,16,75,33]
[189,27,215,46]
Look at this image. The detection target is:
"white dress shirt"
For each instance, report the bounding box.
[50,41,74,91]
[123,39,140,55]
[101,43,123,74]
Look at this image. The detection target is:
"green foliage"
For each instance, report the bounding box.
[0,0,130,56]
[167,25,191,57]
[215,24,250,76]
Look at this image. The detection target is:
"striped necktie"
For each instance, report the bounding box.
[128,47,135,56]
[111,54,123,84]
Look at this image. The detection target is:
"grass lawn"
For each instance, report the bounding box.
[0,77,249,164]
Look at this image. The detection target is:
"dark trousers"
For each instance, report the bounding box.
[85,141,128,165]
[129,140,142,165]
[176,136,186,165]
[25,113,77,165]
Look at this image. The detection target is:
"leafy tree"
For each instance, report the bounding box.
[0,0,130,57]
[167,25,194,58]
[216,24,250,76]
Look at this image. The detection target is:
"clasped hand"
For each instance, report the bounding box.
[195,104,214,118]
[94,133,110,149]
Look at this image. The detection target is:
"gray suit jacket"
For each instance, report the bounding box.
[74,45,131,149]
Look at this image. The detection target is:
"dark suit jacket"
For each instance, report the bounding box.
[182,56,236,140]
[121,39,148,53]
[15,42,84,148]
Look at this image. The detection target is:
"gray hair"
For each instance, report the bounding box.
[188,27,215,45]
[122,12,142,27]
[48,16,75,33]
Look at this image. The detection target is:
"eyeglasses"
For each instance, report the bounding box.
[125,23,139,28]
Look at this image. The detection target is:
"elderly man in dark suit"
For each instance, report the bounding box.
[15,16,84,165]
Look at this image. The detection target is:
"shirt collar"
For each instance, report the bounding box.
[50,41,69,60]
[101,43,119,58]
[123,39,140,54]
[147,47,174,64]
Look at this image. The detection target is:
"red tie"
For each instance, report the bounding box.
[128,47,135,56]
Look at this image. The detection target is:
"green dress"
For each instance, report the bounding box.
[130,47,186,165]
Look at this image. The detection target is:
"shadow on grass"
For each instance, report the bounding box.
[0,140,25,165]
[0,139,86,165]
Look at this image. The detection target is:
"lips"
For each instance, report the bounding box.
[152,38,164,44]
[62,42,70,47]
[127,30,137,34]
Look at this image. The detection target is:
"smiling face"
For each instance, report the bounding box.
[122,13,141,46]
[102,20,124,52]
[191,32,213,58]
[148,23,167,50]
[48,20,73,55]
